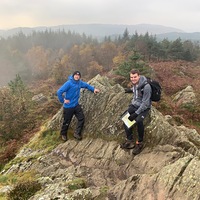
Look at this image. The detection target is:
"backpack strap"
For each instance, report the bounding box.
[139,82,149,97]
[141,81,149,92]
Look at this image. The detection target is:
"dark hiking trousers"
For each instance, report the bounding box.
[124,105,150,142]
[60,104,85,137]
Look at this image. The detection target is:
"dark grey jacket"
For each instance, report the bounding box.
[131,75,152,115]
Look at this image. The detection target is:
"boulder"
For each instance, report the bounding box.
[32,93,48,104]
[172,85,197,106]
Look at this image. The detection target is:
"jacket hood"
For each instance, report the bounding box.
[137,75,147,89]
[68,75,73,80]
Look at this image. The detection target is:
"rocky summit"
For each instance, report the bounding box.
[1,75,200,200]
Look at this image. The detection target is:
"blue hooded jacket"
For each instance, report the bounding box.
[57,75,94,108]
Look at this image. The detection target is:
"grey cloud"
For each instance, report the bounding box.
[0,0,200,32]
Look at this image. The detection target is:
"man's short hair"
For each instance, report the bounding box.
[130,69,140,75]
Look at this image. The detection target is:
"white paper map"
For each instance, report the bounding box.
[121,111,136,128]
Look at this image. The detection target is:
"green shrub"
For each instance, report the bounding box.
[7,180,41,200]
[30,129,61,152]
[67,178,87,191]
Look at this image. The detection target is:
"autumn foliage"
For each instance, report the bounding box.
[0,29,200,169]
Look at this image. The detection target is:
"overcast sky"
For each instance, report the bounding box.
[0,0,200,32]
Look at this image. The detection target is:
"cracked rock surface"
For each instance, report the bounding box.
[1,75,200,200]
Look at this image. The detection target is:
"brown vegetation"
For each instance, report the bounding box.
[0,79,61,168]
[150,60,200,132]
[150,60,200,95]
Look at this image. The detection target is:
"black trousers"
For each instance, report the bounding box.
[124,105,150,142]
[60,104,85,137]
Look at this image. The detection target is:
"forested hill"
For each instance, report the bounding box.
[156,32,200,41]
[1,27,200,87]
[1,23,200,41]
[0,23,191,40]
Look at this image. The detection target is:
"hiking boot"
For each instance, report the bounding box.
[120,140,135,149]
[132,141,143,155]
[73,132,82,140]
[61,134,67,141]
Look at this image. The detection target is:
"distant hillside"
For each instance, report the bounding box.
[0,24,199,41]
[0,23,182,37]
[156,32,200,41]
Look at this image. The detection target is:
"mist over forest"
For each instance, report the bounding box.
[0,27,200,87]
[0,66,15,87]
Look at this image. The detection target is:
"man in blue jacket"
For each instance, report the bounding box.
[57,71,100,141]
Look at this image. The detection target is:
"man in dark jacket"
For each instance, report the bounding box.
[57,71,100,141]
[121,69,152,155]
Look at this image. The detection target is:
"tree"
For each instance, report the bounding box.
[87,61,103,78]
[8,74,28,110]
[51,59,67,84]
[115,50,152,79]
[182,40,197,61]
[25,46,50,79]
[0,75,33,141]
[183,49,193,61]
[113,53,126,67]
[122,28,130,41]
[160,39,171,60]
[95,42,118,71]
[169,38,184,60]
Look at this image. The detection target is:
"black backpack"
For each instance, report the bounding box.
[142,78,162,102]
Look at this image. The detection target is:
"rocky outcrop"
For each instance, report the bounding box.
[47,74,131,137]
[32,93,48,104]
[1,75,200,200]
[172,85,197,106]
